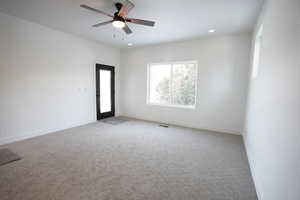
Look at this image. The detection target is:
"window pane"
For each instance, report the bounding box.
[172,63,197,106]
[252,25,263,79]
[149,64,171,104]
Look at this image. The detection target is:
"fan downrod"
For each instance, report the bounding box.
[115,3,123,11]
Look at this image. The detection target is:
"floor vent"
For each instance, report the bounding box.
[159,124,169,128]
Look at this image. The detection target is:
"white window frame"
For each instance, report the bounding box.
[146,60,198,109]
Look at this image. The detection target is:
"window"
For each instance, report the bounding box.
[147,61,197,109]
[252,25,263,79]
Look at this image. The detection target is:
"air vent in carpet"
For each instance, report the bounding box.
[159,124,169,128]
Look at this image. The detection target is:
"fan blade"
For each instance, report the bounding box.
[123,24,133,35]
[92,20,113,27]
[80,4,113,18]
[126,18,155,27]
[118,0,135,17]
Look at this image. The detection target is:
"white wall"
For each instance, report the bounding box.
[120,33,251,134]
[0,12,121,145]
[244,1,300,199]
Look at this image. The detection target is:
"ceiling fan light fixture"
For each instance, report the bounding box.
[112,20,125,28]
[112,15,125,28]
[81,1,156,35]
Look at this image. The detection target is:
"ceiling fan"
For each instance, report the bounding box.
[80,0,155,35]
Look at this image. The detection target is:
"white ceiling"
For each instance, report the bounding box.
[0,0,264,48]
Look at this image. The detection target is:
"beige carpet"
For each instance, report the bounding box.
[0,119,257,200]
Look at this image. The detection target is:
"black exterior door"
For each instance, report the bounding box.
[96,64,115,120]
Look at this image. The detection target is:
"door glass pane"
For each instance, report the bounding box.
[100,69,111,113]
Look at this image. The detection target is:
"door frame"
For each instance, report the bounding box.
[96,64,115,120]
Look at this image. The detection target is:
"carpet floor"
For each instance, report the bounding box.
[0,119,257,200]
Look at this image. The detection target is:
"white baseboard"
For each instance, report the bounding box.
[121,115,242,136]
[243,135,263,200]
[0,120,96,146]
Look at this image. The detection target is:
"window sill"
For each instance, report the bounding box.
[146,103,196,110]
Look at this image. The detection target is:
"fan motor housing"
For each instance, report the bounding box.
[113,13,125,22]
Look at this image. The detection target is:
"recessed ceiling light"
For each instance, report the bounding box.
[209,29,216,33]
[128,43,133,46]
